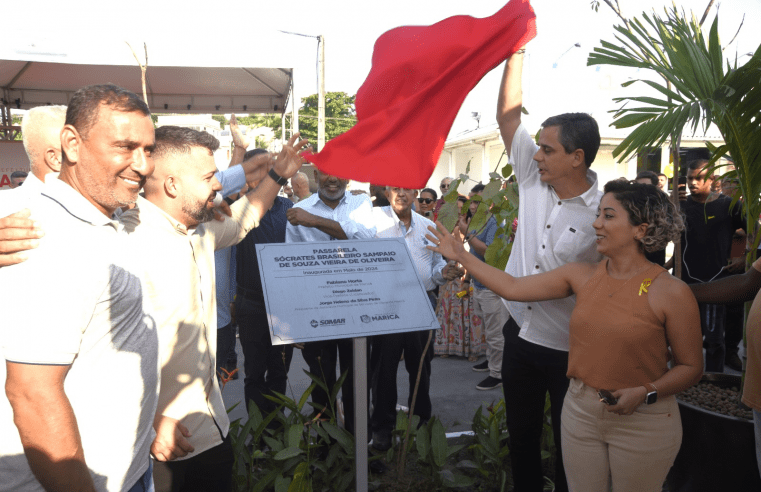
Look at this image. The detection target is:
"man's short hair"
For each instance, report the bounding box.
[687,158,711,172]
[635,170,659,186]
[243,148,268,161]
[541,113,600,167]
[10,171,28,180]
[657,173,667,178]
[470,183,486,194]
[21,105,67,164]
[66,84,150,140]
[153,126,220,159]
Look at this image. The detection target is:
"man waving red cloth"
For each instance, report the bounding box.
[304,0,536,189]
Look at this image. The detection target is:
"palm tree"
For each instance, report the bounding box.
[587,5,761,382]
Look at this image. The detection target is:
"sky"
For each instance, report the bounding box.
[6,0,760,138]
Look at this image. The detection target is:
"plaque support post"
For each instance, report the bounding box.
[353,336,368,492]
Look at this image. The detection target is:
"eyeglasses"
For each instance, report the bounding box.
[440,184,449,190]
[418,198,434,204]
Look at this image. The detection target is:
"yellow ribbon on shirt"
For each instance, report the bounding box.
[639,278,652,296]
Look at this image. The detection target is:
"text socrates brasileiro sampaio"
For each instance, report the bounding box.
[275,247,396,268]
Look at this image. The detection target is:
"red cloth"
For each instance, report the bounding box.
[304,0,537,189]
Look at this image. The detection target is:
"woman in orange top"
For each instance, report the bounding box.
[426,181,703,491]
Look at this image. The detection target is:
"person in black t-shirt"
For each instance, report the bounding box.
[678,158,745,372]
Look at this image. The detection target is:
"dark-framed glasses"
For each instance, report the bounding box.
[418,198,434,204]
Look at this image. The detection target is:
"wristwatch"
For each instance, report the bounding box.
[268,168,288,186]
[645,383,658,405]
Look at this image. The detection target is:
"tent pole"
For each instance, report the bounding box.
[318,35,325,151]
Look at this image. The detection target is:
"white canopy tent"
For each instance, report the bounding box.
[0,35,315,139]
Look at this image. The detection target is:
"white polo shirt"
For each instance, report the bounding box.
[0,178,159,492]
[504,123,603,352]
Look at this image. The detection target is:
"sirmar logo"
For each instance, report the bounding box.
[311,318,346,328]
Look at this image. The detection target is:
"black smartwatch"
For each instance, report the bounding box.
[268,168,288,186]
[645,383,658,405]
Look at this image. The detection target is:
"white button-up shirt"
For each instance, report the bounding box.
[285,191,376,243]
[504,124,603,351]
[374,206,447,292]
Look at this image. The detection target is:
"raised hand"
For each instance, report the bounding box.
[229,114,251,150]
[273,132,310,179]
[426,221,466,262]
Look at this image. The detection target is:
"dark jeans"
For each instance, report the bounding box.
[370,330,433,433]
[700,303,726,372]
[235,296,293,417]
[725,302,743,356]
[153,434,233,492]
[215,323,237,379]
[501,317,569,492]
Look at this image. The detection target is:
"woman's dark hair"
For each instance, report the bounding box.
[420,188,438,200]
[603,180,684,252]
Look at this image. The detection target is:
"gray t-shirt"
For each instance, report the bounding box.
[0,179,159,492]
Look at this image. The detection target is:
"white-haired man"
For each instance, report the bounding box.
[0,106,66,215]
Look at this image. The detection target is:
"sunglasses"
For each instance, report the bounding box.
[418,198,434,204]
[440,184,449,189]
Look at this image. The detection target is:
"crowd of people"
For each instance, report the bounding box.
[0,43,759,492]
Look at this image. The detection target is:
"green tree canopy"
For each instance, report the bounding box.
[298,92,357,149]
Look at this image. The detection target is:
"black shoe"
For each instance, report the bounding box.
[472,360,489,372]
[476,376,503,391]
[371,429,392,451]
[726,353,743,372]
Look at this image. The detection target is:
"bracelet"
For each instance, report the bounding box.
[267,168,288,186]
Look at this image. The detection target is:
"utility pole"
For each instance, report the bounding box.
[318,35,326,151]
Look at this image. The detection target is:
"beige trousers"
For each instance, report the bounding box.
[561,378,682,492]
[471,287,507,378]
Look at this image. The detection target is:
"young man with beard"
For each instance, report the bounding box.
[369,187,460,450]
[120,126,308,491]
[285,170,376,434]
[678,157,745,372]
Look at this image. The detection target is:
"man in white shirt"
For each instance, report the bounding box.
[120,126,307,492]
[0,106,66,217]
[285,170,376,434]
[495,49,602,492]
[370,187,459,450]
[1,84,159,492]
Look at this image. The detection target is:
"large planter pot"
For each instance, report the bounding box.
[667,373,760,492]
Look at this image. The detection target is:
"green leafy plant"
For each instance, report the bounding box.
[414,416,475,490]
[437,158,519,271]
[462,400,511,492]
[228,371,357,492]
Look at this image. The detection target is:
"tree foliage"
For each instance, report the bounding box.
[211,114,228,129]
[298,92,357,149]
[237,114,283,140]
[587,6,761,254]
[437,160,519,271]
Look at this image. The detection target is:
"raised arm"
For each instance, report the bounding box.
[497,51,525,156]
[426,221,580,302]
[228,114,250,168]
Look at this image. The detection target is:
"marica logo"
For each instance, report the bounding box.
[366,314,400,322]
[310,320,319,328]
[360,315,371,323]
